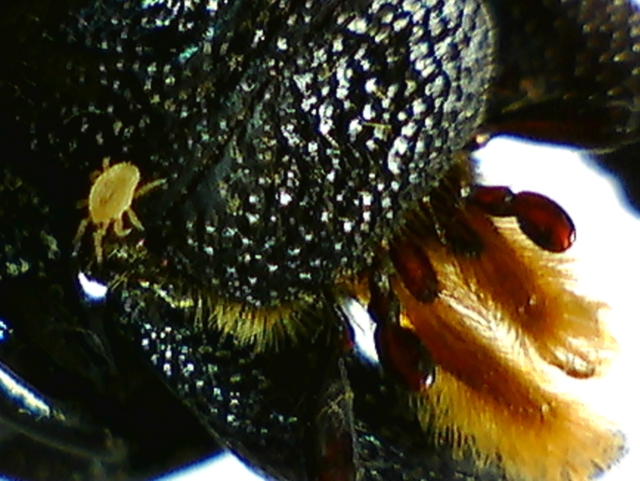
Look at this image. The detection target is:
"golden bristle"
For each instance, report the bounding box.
[392,209,620,481]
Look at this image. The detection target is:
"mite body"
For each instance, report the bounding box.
[74,158,164,263]
[0,0,639,480]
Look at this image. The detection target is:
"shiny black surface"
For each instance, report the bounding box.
[1,1,640,480]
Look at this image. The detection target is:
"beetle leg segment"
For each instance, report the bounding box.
[377,186,618,481]
[367,270,436,392]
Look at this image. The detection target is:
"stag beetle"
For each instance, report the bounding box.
[1,0,640,480]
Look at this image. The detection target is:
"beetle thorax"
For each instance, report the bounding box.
[152,0,496,308]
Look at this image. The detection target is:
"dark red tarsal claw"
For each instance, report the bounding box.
[389,238,438,303]
[468,186,575,252]
[367,271,435,392]
[375,322,435,392]
[467,185,515,216]
[512,191,576,252]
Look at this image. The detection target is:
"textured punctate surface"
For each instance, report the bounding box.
[1,1,640,481]
[111,278,502,481]
[19,0,493,307]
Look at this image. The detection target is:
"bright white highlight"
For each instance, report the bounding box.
[343,297,379,364]
[0,364,51,418]
[77,272,108,301]
[155,452,263,481]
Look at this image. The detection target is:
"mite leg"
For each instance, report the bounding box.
[113,216,132,237]
[124,208,144,232]
[93,226,107,263]
[134,178,166,199]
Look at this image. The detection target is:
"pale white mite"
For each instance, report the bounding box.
[74,158,164,263]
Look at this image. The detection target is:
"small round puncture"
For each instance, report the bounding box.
[73,158,165,263]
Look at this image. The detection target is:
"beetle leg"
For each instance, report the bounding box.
[367,269,436,392]
[0,359,125,462]
[308,358,358,481]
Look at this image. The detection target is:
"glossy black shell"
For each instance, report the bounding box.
[3,0,493,307]
[1,1,640,480]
